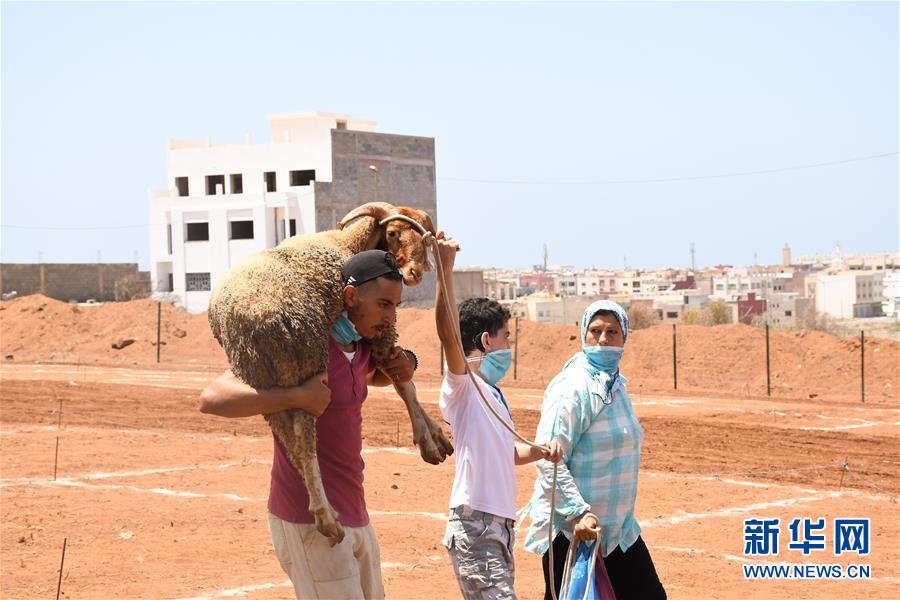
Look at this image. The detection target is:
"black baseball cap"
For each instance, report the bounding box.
[342,250,402,287]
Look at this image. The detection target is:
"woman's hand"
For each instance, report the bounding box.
[573,511,601,542]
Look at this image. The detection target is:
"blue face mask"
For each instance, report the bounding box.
[469,348,513,385]
[331,312,362,345]
[583,345,623,375]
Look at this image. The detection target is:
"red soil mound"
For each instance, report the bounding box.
[2,295,897,401]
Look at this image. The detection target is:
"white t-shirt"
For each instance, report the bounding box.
[439,370,517,520]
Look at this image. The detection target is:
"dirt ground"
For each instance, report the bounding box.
[1,295,898,598]
[2,365,898,599]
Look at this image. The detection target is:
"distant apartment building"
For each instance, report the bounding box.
[814,271,884,319]
[554,272,578,296]
[795,250,899,271]
[519,271,555,293]
[712,270,790,301]
[767,292,812,328]
[575,270,630,296]
[521,292,600,326]
[575,270,603,296]
[148,112,437,312]
[882,272,900,319]
[729,292,767,325]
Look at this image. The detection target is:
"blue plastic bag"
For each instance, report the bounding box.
[562,540,598,600]
[561,539,616,600]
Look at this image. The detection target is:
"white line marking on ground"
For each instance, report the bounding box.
[0,460,270,487]
[798,421,897,432]
[174,580,293,599]
[641,493,846,528]
[641,470,893,502]
[52,479,267,501]
[174,563,421,600]
[361,447,419,456]
[370,510,446,521]
[0,424,268,443]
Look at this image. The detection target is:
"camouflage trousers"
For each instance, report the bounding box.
[442,506,517,600]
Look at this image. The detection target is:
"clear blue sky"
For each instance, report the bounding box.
[2,1,897,270]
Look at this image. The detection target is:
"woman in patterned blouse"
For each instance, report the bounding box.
[523,300,666,600]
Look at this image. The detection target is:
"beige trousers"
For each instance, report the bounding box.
[268,513,385,600]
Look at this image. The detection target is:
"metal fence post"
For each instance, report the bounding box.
[513,317,519,380]
[860,330,865,403]
[156,301,162,364]
[672,323,677,390]
[765,323,771,397]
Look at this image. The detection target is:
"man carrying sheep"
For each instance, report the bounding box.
[200,249,416,600]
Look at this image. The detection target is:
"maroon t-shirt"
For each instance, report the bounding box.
[267,337,375,527]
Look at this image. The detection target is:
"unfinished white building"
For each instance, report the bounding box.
[148,112,437,312]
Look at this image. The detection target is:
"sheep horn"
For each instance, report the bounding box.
[338,202,396,230]
[378,214,429,236]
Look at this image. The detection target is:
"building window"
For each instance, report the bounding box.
[785,310,792,317]
[290,169,316,186]
[279,219,297,240]
[175,177,189,197]
[667,311,678,319]
[206,175,226,195]
[166,224,172,254]
[230,174,243,194]
[264,171,277,192]
[185,222,209,241]
[230,220,254,240]
[336,120,347,130]
[185,272,211,292]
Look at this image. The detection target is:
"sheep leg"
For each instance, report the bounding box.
[289,410,345,546]
[265,410,344,546]
[392,380,454,465]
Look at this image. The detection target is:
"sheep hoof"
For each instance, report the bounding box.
[313,506,345,546]
[415,423,454,465]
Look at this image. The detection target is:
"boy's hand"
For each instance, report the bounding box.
[540,440,563,463]
[290,372,332,417]
[380,346,415,384]
[434,230,460,271]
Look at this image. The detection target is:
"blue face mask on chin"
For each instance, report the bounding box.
[583,345,623,374]
[331,311,362,345]
[468,348,513,385]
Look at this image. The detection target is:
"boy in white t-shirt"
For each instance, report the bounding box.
[433,232,561,600]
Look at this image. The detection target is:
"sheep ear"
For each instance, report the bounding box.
[339,202,395,230]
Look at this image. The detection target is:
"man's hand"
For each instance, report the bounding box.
[572,511,601,542]
[380,346,415,384]
[434,230,460,271]
[289,371,331,417]
[540,440,563,463]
